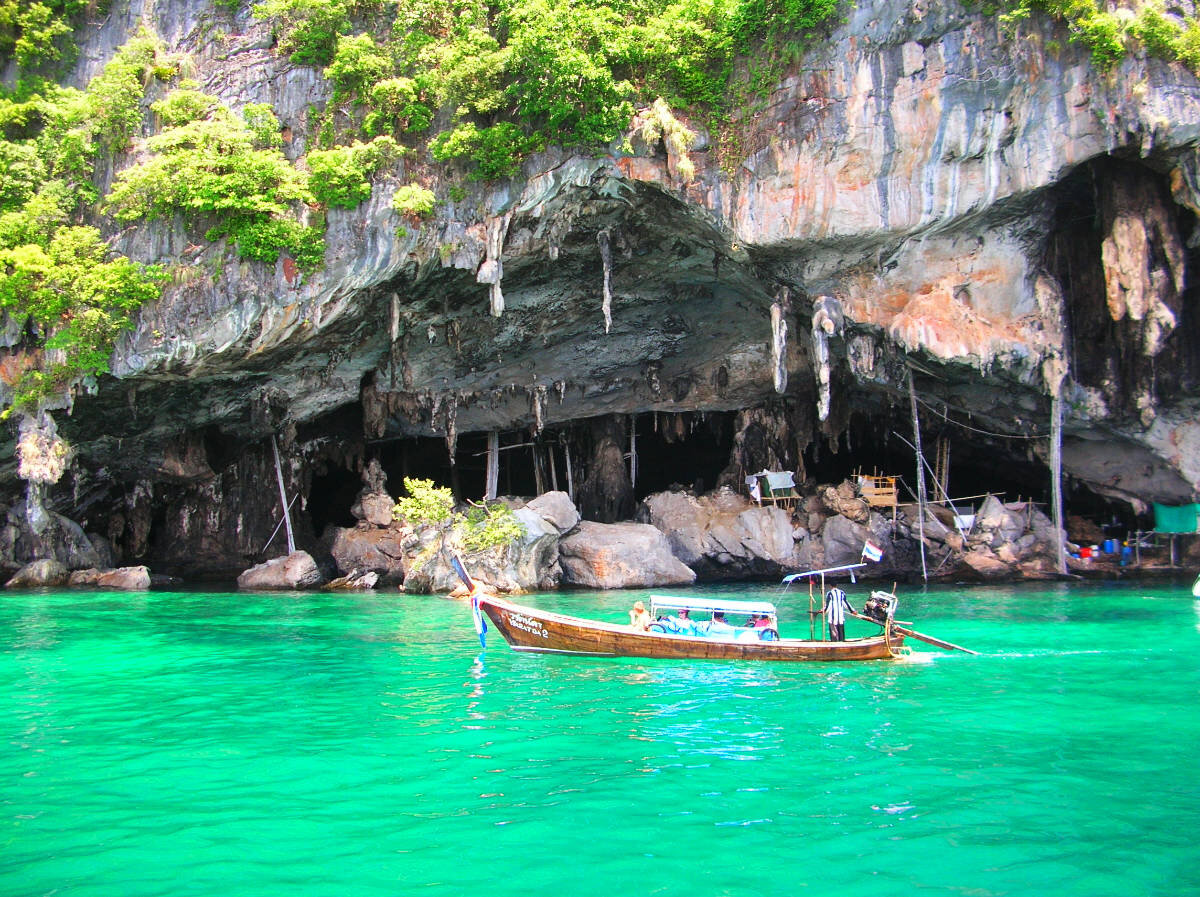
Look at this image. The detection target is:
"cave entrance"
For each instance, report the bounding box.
[631,412,735,501]
[307,463,360,538]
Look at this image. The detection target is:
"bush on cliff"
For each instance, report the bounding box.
[392,478,525,568]
[0,33,167,416]
[104,99,322,269]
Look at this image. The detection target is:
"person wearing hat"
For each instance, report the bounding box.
[629,600,652,631]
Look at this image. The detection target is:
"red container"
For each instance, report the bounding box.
[1080,547,1093,558]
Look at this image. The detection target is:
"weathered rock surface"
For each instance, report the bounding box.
[328,524,408,583]
[3,0,1199,580]
[525,491,581,534]
[325,570,379,590]
[6,559,69,588]
[639,488,797,577]
[559,521,696,589]
[353,493,396,528]
[97,566,152,590]
[237,551,324,590]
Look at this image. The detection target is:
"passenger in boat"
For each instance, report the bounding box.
[670,607,695,634]
[823,587,855,641]
[707,611,735,637]
[629,600,652,631]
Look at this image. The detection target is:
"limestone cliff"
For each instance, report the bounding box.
[3,0,1200,577]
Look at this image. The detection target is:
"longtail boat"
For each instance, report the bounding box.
[473,592,908,661]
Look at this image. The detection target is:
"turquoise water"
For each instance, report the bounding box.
[2,581,1199,897]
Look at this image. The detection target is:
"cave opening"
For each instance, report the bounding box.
[1045,154,1200,401]
[307,463,361,538]
[631,413,734,501]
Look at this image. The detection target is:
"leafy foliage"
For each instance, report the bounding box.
[0,31,169,416]
[392,183,436,217]
[393,477,455,526]
[306,136,403,208]
[253,0,351,66]
[152,83,216,127]
[251,0,848,178]
[1001,0,1200,73]
[461,501,525,552]
[0,227,165,415]
[392,477,525,557]
[104,102,321,268]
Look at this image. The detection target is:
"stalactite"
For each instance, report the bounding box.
[445,396,458,464]
[771,286,790,394]
[477,213,512,317]
[811,295,844,422]
[598,228,613,333]
[531,384,548,435]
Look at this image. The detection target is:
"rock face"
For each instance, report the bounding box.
[3,0,1200,578]
[638,488,798,577]
[6,559,69,588]
[237,551,324,590]
[328,525,408,583]
[559,521,697,589]
[96,566,152,590]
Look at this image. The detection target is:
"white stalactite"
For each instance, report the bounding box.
[811,295,844,421]
[477,213,512,317]
[598,228,613,333]
[770,287,790,394]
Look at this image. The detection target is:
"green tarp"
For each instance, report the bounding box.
[1153,503,1200,533]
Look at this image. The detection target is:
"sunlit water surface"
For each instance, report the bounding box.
[3,581,1198,897]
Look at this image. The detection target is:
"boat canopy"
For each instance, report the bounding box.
[648,595,778,617]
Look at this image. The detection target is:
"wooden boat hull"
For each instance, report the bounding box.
[479,596,904,661]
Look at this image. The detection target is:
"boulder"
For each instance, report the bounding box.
[353,492,396,528]
[559,521,696,589]
[822,514,875,567]
[960,548,1013,579]
[325,569,379,590]
[638,488,797,577]
[237,551,324,590]
[401,509,561,593]
[524,491,581,534]
[328,524,407,582]
[6,558,69,587]
[973,495,1027,548]
[69,568,105,586]
[97,566,151,590]
[820,482,870,524]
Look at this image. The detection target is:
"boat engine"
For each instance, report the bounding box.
[862,591,897,624]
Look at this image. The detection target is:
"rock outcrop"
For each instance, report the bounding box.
[3,0,1198,580]
[6,559,69,588]
[237,551,324,590]
[559,521,697,589]
[638,488,798,577]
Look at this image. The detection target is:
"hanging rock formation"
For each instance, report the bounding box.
[2,0,1200,580]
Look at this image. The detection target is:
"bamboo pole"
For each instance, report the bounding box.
[485,430,499,500]
[565,442,575,502]
[270,434,295,555]
[629,413,637,493]
[908,370,928,582]
[533,443,545,496]
[548,442,559,492]
[1049,391,1067,575]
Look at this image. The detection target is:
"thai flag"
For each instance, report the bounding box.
[862,540,884,563]
[471,593,487,648]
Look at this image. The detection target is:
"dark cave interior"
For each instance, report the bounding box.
[303,402,1140,539]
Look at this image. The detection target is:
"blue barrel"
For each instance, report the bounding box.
[1103,539,1116,554]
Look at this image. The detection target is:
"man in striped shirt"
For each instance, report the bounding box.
[823,587,855,641]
